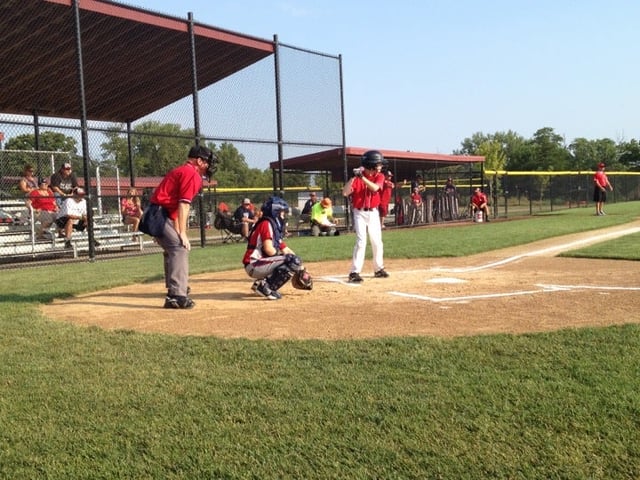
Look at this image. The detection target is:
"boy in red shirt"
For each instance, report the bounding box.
[378,170,394,229]
[243,196,305,300]
[593,162,613,216]
[342,150,388,283]
[470,188,490,221]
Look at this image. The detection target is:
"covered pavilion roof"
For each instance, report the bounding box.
[0,0,274,123]
[270,147,484,182]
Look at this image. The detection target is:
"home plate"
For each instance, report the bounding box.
[428,277,467,284]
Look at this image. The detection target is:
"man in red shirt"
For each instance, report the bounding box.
[149,145,217,309]
[593,162,613,216]
[470,188,490,222]
[342,150,388,283]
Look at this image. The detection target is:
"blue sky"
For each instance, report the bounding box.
[128,0,639,154]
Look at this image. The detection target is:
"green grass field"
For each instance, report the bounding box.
[1,203,639,479]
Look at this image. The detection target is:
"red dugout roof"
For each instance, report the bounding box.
[270,147,485,181]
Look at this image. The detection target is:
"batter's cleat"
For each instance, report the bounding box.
[348,272,363,283]
[164,295,195,309]
[254,280,282,300]
[374,269,390,278]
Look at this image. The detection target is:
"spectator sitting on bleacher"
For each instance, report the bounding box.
[18,164,39,225]
[29,177,58,240]
[310,197,338,236]
[56,187,88,249]
[19,164,38,196]
[233,198,256,239]
[121,187,142,233]
[50,162,78,207]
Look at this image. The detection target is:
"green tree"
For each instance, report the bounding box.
[100,121,195,177]
[617,139,640,171]
[4,131,78,154]
[592,138,618,169]
[530,127,570,171]
[215,142,263,187]
[476,140,507,171]
[567,138,597,171]
[1,132,79,179]
[457,130,527,171]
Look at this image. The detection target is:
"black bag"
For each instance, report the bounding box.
[139,204,167,237]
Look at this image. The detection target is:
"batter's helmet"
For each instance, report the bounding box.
[361,150,384,169]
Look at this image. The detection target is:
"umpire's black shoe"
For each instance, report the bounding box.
[164,295,195,309]
[374,269,390,278]
[348,272,363,283]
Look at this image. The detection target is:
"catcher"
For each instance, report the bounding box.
[242,196,312,300]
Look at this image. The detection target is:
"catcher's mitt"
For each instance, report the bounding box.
[291,268,313,290]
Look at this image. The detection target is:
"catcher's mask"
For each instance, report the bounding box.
[188,145,218,180]
[261,196,290,219]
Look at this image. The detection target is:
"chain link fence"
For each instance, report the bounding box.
[0,20,344,266]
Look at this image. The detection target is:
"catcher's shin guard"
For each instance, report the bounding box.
[267,265,294,291]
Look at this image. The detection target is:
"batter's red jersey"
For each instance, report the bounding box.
[349,172,384,209]
[150,162,203,220]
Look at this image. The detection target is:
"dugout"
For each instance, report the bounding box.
[270,147,485,226]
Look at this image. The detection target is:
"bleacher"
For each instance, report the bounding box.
[0,200,153,262]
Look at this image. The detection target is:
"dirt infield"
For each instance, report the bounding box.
[42,221,640,340]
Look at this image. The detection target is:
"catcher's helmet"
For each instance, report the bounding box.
[361,150,384,169]
[261,196,290,219]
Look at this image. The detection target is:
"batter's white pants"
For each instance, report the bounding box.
[350,208,384,274]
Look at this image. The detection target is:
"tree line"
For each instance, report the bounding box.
[3,123,640,191]
[456,127,640,172]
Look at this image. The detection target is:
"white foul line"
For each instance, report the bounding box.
[389,284,640,304]
[432,226,640,273]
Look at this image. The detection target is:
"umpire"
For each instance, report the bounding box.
[149,145,217,309]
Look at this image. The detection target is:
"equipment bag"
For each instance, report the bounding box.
[139,203,167,237]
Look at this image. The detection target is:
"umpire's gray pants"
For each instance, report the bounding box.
[155,218,189,298]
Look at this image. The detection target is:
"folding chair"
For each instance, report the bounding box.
[213,210,244,243]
